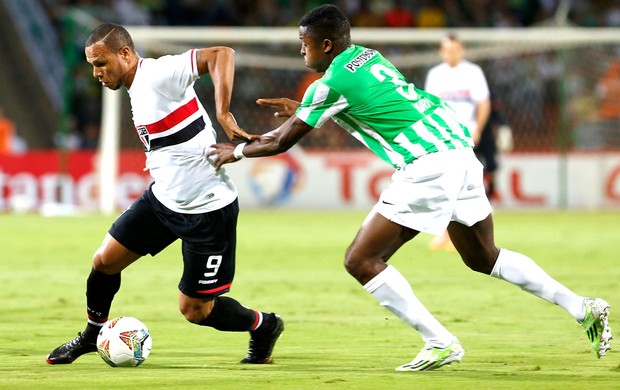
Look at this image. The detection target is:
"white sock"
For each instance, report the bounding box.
[364,265,455,347]
[491,249,586,321]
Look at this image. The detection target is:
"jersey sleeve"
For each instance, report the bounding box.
[295,79,348,128]
[151,50,200,99]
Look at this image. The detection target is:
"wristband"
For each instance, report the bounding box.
[233,143,246,160]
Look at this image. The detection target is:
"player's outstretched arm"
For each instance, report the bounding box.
[196,47,259,142]
[209,116,313,170]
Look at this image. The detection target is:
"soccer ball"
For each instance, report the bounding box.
[96,316,152,367]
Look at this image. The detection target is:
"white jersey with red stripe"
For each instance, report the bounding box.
[424,60,489,134]
[127,49,237,213]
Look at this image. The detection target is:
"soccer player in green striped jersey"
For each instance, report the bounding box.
[295,46,472,167]
[210,4,611,371]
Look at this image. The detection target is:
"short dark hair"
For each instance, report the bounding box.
[85,23,135,52]
[300,4,351,48]
[441,32,463,46]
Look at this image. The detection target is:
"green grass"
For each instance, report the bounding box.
[0,210,619,389]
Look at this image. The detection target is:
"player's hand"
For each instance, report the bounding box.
[223,126,260,142]
[217,112,261,142]
[471,127,482,146]
[208,143,238,170]
[256,98,300,118]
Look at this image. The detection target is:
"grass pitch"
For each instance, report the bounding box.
[0,210,618,389]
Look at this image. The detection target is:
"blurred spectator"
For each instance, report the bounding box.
[383,0,415,27]
[537,52,561,131]
[597,59,620,120]
[80,122,100,149]
[0,107,16,154]
[351,0,383,27]
[236,0,284,26]
[425,34,490,145]
[509,0,542,26]
[464,0,493,27]
[569,0,602,26]
[424,33,490,251]
[441,1,468,27]
[595,58,620,148]
[570,88,602,150]
[112,0,151,25]
[416,0,447,27]
[605,0,620,26]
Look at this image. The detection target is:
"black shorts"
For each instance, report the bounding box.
[109,187,239,299]
[474,126,498,173]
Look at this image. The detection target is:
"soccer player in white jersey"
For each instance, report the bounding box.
[46,23,283,365]
[210,5,612,371]
[425,34,490,144]
[424,34,491,251]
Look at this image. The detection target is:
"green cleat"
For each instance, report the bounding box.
[579,298,612,358]
[396,339,464,371]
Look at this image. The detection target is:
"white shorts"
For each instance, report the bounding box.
[372,148,492,236]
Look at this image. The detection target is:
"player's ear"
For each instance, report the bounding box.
[118,46,131,61]
[323,39,333,54]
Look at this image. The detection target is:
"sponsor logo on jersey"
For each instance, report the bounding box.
[344,48,378,73]
[134,98,204,151]
[437,89,473,102]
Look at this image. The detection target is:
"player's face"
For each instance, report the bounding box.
[299,27,331,73]
[439,39,464,67]
[85,42,129,90]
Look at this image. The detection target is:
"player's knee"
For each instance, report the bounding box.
[179,305,207,324]
[180,309,204,324]
[343,249,374,283]
[461,252,497,275]
[343,249,361,276]
[92,248,115,274]
[178,299,214,324]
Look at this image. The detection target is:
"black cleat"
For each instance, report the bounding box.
[241,314,284,364]
[46,332,97,365]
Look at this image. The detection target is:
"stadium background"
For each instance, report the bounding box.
[1,0,620,212]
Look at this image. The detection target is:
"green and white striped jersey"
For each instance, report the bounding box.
[296,45,473,168]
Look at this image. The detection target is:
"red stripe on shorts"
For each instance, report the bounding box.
[196,282,232,295]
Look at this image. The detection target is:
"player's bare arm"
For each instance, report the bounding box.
[209,114,313,170]
[196,47,259,142]
[473,98,491,144]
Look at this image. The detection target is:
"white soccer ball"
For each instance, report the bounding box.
[96,316,152,367]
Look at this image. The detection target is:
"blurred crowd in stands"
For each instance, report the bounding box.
[28,0,620,152]
[42,0,620,29]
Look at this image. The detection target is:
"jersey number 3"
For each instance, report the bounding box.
[370,64,419,101]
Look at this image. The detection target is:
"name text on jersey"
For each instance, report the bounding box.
[345,49,378,73]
